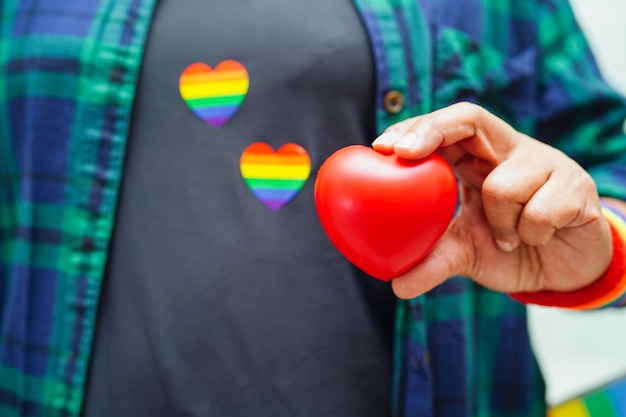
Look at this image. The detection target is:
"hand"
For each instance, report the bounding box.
[372,102,613,299]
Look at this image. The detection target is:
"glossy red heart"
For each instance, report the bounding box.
[314,145,458,281]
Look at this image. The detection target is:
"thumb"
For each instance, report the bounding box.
[391,228,470,299]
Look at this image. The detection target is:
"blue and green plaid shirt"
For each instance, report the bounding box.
[1,0,626,416]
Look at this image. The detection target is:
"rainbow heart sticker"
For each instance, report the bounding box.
[179,60,249,128]
[240,142,311,211]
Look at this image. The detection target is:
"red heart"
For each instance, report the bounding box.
[314,145,458,281]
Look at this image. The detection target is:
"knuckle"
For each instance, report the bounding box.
[481,174,517,204]
[518,206,554,245]
[418,113,440,131]
[457,101,486,122]
[455,101,480,113]
[579,172,599,195]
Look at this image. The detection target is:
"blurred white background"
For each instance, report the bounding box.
[528,0,626,406]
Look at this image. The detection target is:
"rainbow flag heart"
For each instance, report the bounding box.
[179,60,249,128]
[240,142,311,211]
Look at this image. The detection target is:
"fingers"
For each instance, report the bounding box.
[372,102,606,297]
[482,147,600,251]
[481,158,544,251]
[390,230,470,299]
[372,102,519,163]
[391,186,484,299]
[518,167,599,243]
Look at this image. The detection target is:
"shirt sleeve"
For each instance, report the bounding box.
[533,0,626,308]
[534,0,626,201]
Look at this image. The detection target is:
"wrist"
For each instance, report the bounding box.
[510,203,626,310]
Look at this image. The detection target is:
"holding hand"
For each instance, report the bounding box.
[372,102,614,300]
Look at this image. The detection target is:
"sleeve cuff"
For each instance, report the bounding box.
[509,204,626,310]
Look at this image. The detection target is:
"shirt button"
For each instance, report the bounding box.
[383,90,405,114]
[412,356,421,371]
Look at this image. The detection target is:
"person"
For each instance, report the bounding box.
[1,0,625,416]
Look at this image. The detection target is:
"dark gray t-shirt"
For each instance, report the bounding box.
[83,1,395,416]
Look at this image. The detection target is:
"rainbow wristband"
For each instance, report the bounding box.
[510,204,626,310]
[601,203,626,308]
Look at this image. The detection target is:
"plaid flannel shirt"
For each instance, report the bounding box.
[1,0,626,416]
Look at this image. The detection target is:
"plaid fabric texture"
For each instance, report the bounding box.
[1,0,626,416]
[354,0,626,416]
[0,0,156,415]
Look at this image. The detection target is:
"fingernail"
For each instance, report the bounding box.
[395,132,419,149]
[496,239,515,252]
[373,131,396,146]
